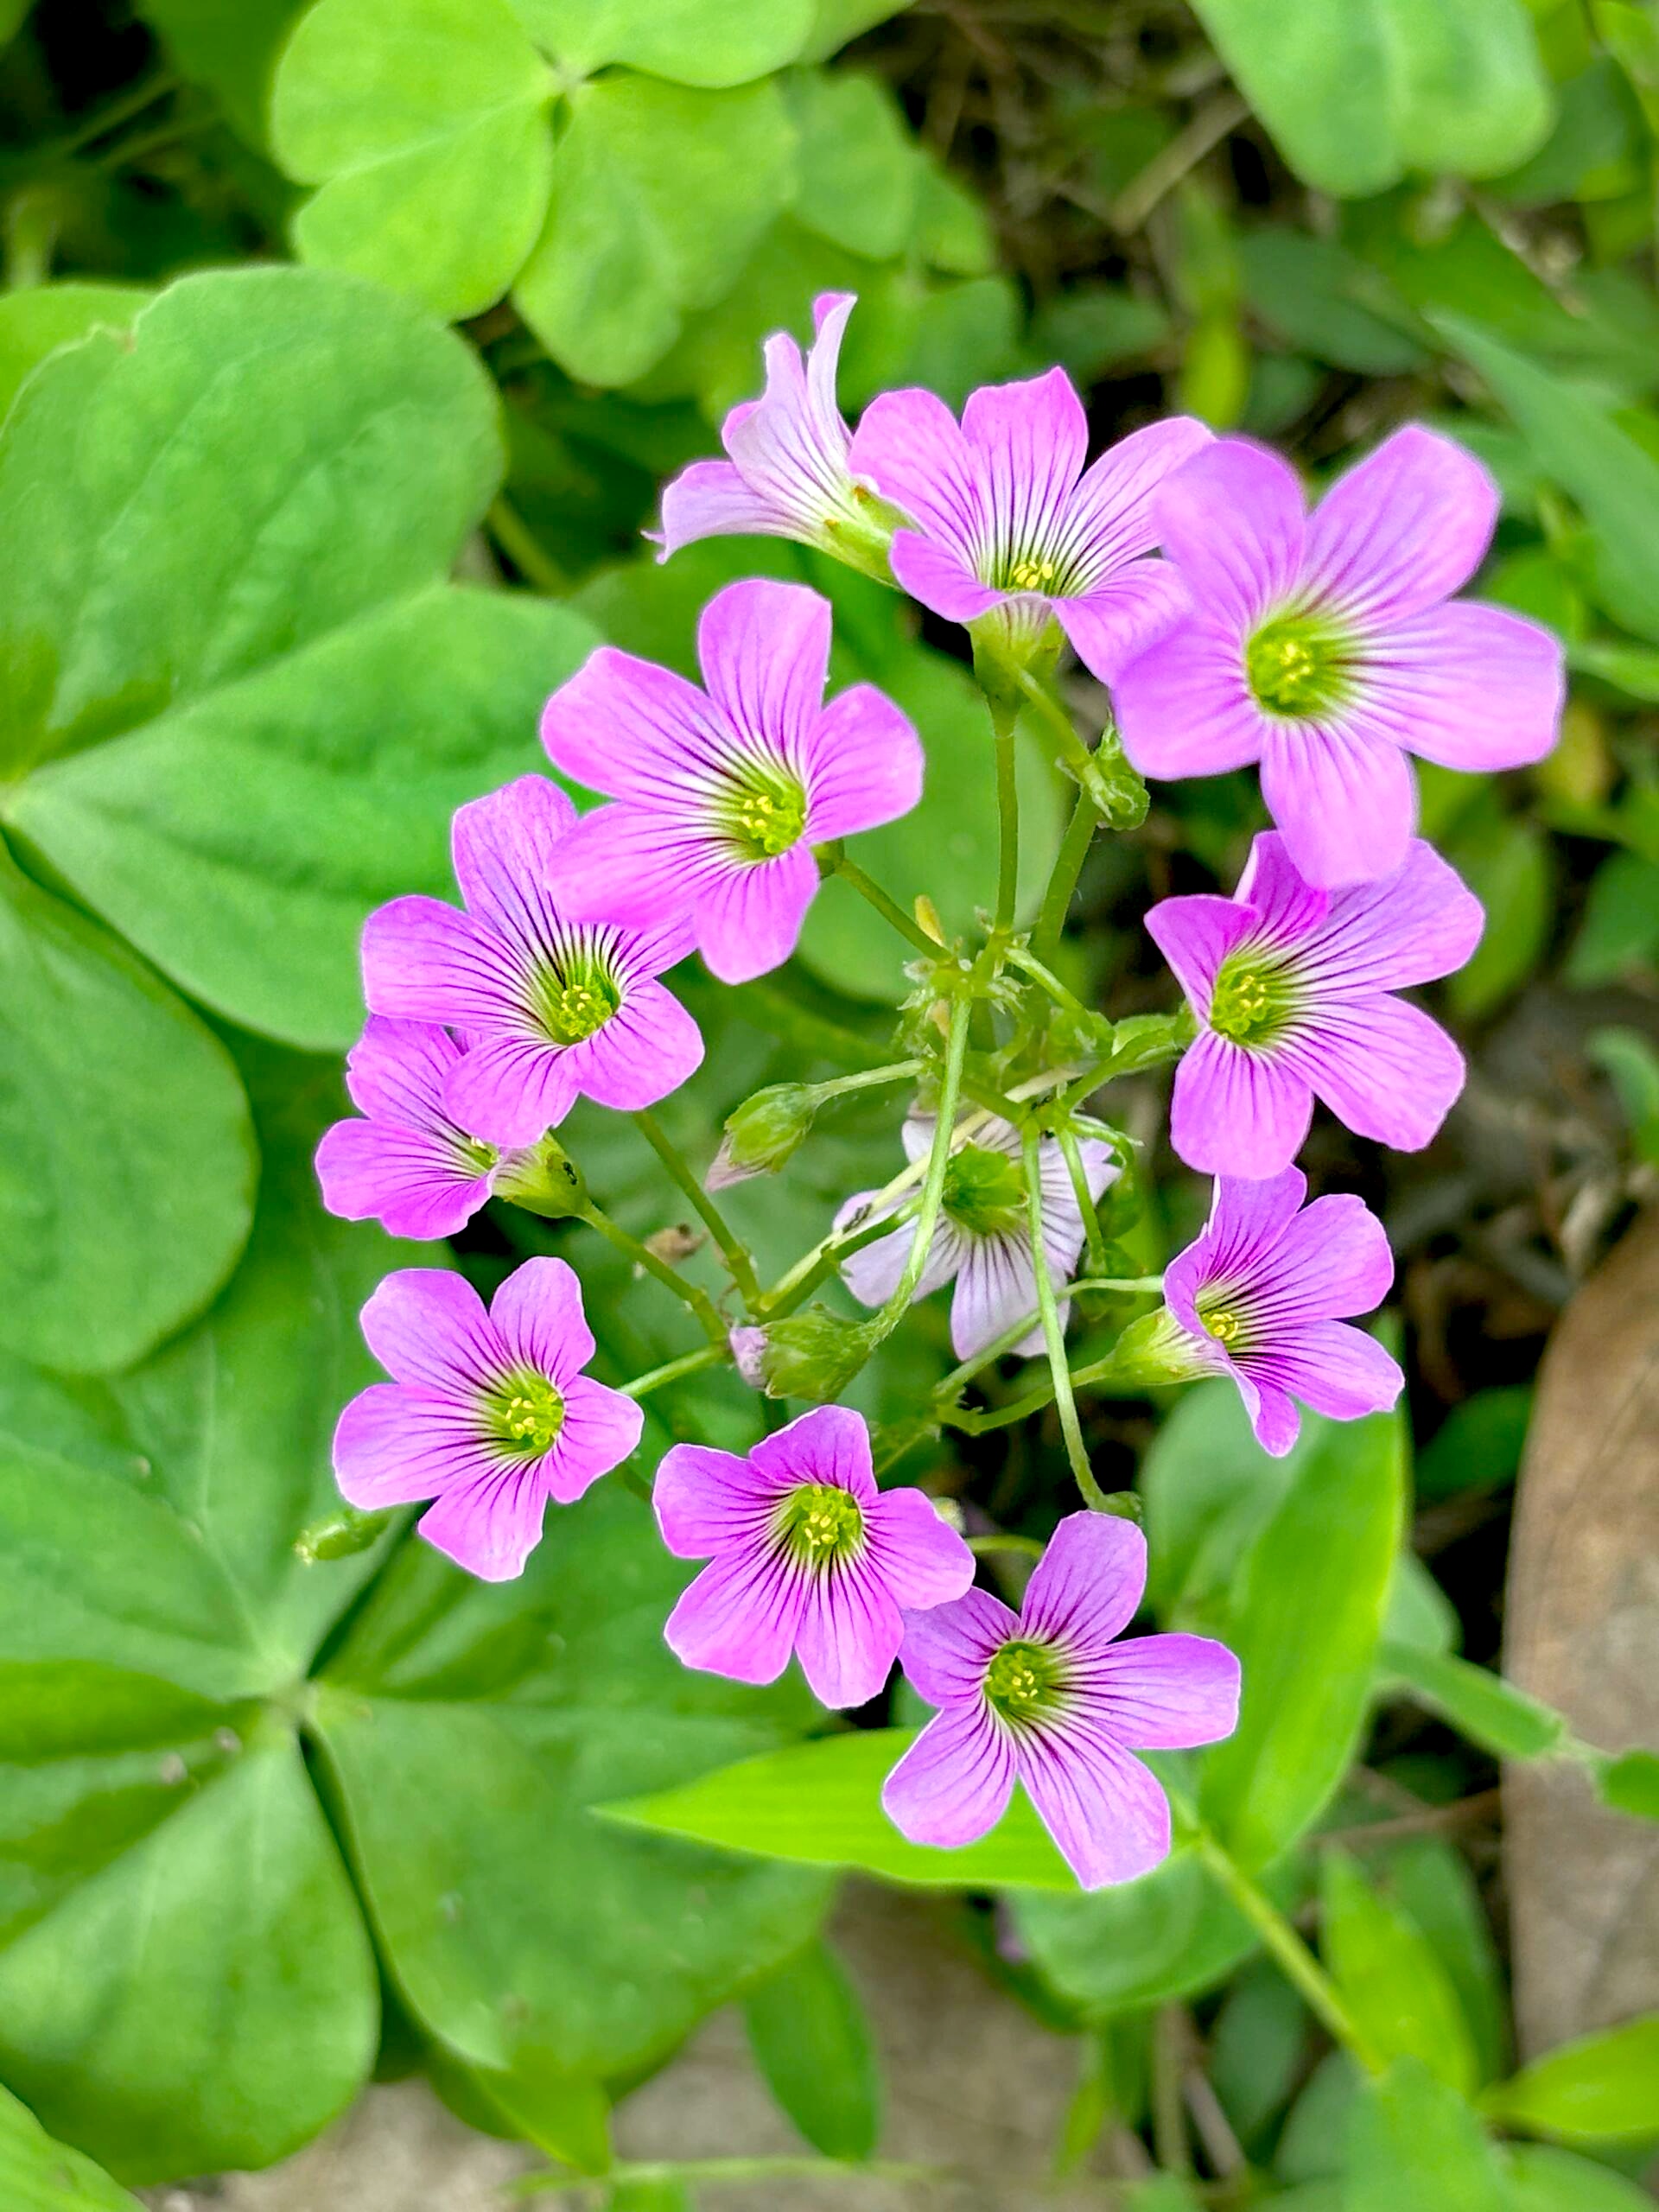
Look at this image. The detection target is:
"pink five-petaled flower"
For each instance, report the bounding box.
[334,1259,642,1581]
[654,293,896,579]
[654,1405,975,1709]
[1163,1167,1402,1458]
[1113,426,1565,888]
[359,776,702,1147]
[1147,833,1484,1179]
[883,1514,1240,1890]
[540,580,924,984]
[315,1017,530,1241]
[837,1114,1116,1360]
[845,367,1212,683]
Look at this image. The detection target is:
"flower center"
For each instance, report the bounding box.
[455,1135,500,1175]
[483,1367,564,1455]
[985,1637,1067,1721]
[531,953,620,1046]
[1196,1293,1246,1348]
[1245,614,1353,717]
[777,1482,864,1567]
[722,763,808,862]
[1004,553,1058,592]
[942,1144,1027,1237]
[1207,952,1295,1046]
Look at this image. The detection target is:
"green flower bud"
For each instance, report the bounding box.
[295,1506,393,1563]
[1077,722,1148,830]
[739,1306,882,1402]
[707,1082,817,1191]
[494,1134,588,1220]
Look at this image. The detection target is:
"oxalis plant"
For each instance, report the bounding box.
[308,289,1566,2149]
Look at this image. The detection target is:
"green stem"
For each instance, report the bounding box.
[814,1058,925,1103]
[968,1532,1045,1560]
[1021,1125,1109,1511]
[632,1109,760,1306]
[620,1341,728,1401]
[763,1199,918,1320]
[829,850,941,957]
[488,495,568,594]
[1057,1122,1113,1281]
[1033,788,1097,962]
[879,995,973,1330]
[581,1205,725,1343]
[1187,1818,1386,2075]
[45,69,178,159]
[991,699,1020,934]
[1010,663,1096,781]
[1005,942,1091,1021]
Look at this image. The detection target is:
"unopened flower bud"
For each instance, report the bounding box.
[707,1082,817,1190]
[738,1306,882,1402]
[493,1133,588,1220]
[296,1506,394,1563]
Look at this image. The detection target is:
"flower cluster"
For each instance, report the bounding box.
[319,290,1562,1890]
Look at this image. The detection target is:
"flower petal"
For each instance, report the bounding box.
[333,1383,486,1508]
[1154,437,1306,630]
[950,1232,1040,1360]
[1244,1319,1403,1424]
[489,1255,593,1385]
[444,1037,582,1148]
[656,458,793,558]
[541,646,730,804]
[654,1443,780,1558]
[1020,1511,1147,1649]
[880,1700,1017,1850]
[1258,721,1417,889]
[690,846,820,984]
[417,1463,549,1582]
[540,803,721,928]
[696,578,830,764]
[1093,1632,1242,1750]
[361,896,523,1030]
[887,530,1004,623]
[1360,599,1565,772]
[800,682,925,843]
[1236,1370,1301,1457]
[359,1268,501,1392]
[1184,1168,1308,1292]
[961,366,1088,554]
[1288,993,1465,1152]
[795,1557,905,1709]
[543,1376,643,1503]
[1019,1722,1173,1888]
[1247,1190,1394,1322]
[1065,416,1216,572]
[750,1402,876,1500]
[343,1016,461,1126]
[848,387,986,565]
[451,775,579,937]
[897,1586,1016,1706]
[1296,838,1484,990]
[867,1485,976,1611]
[664,1548,808,1686]
[564,980,704,1110]
[1114,618,1270,779]
[1052,557,1193,685]
[1304,424,1498,625]
[1144,893,1255,1013]
[315,1119,492,1241]
[1231,833,1331,945]
[1167,1032,1313,1180]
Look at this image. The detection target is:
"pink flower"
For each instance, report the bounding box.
[1162,1168,1403,1458]
[315,1017,529,1241]
[540,580,923,984]
[334,1260,643,1581]
[837,1114,1116,1360]
[653,293,898,579]
[654,1406,975,1709]
[846,368,1211,682]
[1115,427,1565,887]
[1147,834,1484,1178]
[883,1514,1240,1889]
[359,776,702,1147]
